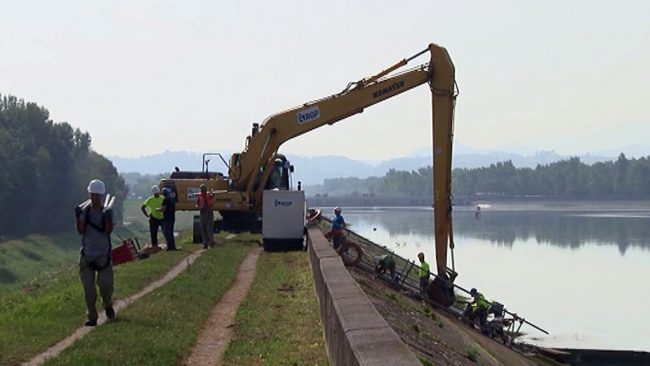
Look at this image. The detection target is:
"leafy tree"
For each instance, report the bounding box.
[306,155,650,200]
[0,94,126,236]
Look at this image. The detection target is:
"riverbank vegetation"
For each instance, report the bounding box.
[0,199,174,293]
[45,237,253,366]
[308,154,650,199]
[0,232,213,365]
[1,231,328,365]
[0,94,127,236]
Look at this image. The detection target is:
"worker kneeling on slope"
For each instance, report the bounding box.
[374,254,398,283]
[464,288,491,332]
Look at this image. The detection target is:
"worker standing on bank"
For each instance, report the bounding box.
[418,252,430,298]
[196,184,215,249]
[331,207,346,250]
[141,185,165,247]
[161,188,178,251]
[75,179,115,326]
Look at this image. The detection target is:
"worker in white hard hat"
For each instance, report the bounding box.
[141,185,164,247]
[75,179,115,326]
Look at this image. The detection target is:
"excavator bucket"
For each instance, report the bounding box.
[427,277,455,307]
[427,267,457,307]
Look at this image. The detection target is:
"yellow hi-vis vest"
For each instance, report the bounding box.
[472,293,490,311]
[419,261,430,278]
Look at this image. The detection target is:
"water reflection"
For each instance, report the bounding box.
[334,206,650,351]
[341,208,650,255]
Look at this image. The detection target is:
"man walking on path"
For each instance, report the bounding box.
[418,252,430,298]
[141,185,164,247]
[161,188,178,251]
[196,184,215,249]
[75,179,115,326]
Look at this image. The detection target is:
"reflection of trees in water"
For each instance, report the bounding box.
[345,210,650,254]
[465,212,650,255]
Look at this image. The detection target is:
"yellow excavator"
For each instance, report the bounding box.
[160,43,458,300]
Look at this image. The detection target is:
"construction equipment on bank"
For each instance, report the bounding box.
[160,44,458,296]
[111,238,138,266]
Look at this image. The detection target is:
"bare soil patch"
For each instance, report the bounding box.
[349,266,539,365]
[183,247,262,366]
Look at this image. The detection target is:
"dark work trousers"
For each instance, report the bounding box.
[79,254,114,322]
[200,209,215,248]
[163,220,176,249]
[149,217,163,246]
[419,276,429,297]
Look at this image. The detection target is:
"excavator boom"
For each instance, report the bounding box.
[235,44,456,275]
[162,43,457,278]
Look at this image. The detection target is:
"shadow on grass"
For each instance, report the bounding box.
[0,268,17,283]
[18,248,43,261]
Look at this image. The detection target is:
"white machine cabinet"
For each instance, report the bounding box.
[262,190,306,250]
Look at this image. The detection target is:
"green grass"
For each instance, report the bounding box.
[44,236,254,366]
[466,347,479,362]
[1,201,328,365]
[0,232,205,365]
[0,200,164,294]
[0,224,144,294]
[223,250,328,366]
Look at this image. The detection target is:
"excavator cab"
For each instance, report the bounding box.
[264,157,293,190]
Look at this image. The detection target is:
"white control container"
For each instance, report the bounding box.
[262,190,306,250]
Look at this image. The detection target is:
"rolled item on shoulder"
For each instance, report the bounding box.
[78,199,91,210]
[103,194,112,208]
[105,196,116,212]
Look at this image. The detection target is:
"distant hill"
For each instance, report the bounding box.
[110,151,230,175]
[110,144,650,185]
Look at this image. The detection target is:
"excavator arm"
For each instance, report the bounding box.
[234,43,457,276]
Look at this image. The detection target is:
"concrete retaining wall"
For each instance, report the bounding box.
[307,227,420,366]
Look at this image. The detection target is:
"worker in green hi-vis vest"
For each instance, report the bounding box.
[465,288,491,330]
[417,252,430,297]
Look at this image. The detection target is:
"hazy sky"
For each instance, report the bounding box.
[1,1,648,161]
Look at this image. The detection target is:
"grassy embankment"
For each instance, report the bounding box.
[0,230,216,365]
[2,199,328,365]
[0,200,193,293]
[43,236,255,365]
[223,250,328,365]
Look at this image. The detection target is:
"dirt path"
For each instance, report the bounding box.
[24,248,208,366]
[183,247,261,366]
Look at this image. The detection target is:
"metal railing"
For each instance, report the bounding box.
[317,216,548,336]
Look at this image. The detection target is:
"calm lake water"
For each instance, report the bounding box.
[328,201,650,352]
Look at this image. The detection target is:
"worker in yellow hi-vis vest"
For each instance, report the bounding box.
[465,288,491,330]
[417,252,430,297]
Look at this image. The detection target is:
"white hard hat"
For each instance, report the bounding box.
[334,206,341,212]
[151,185,160,194]
[87,179,106,195]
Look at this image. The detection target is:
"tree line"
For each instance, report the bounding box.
[121,172,167,199]
[0,94,127,236]
[307,154,650,199]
